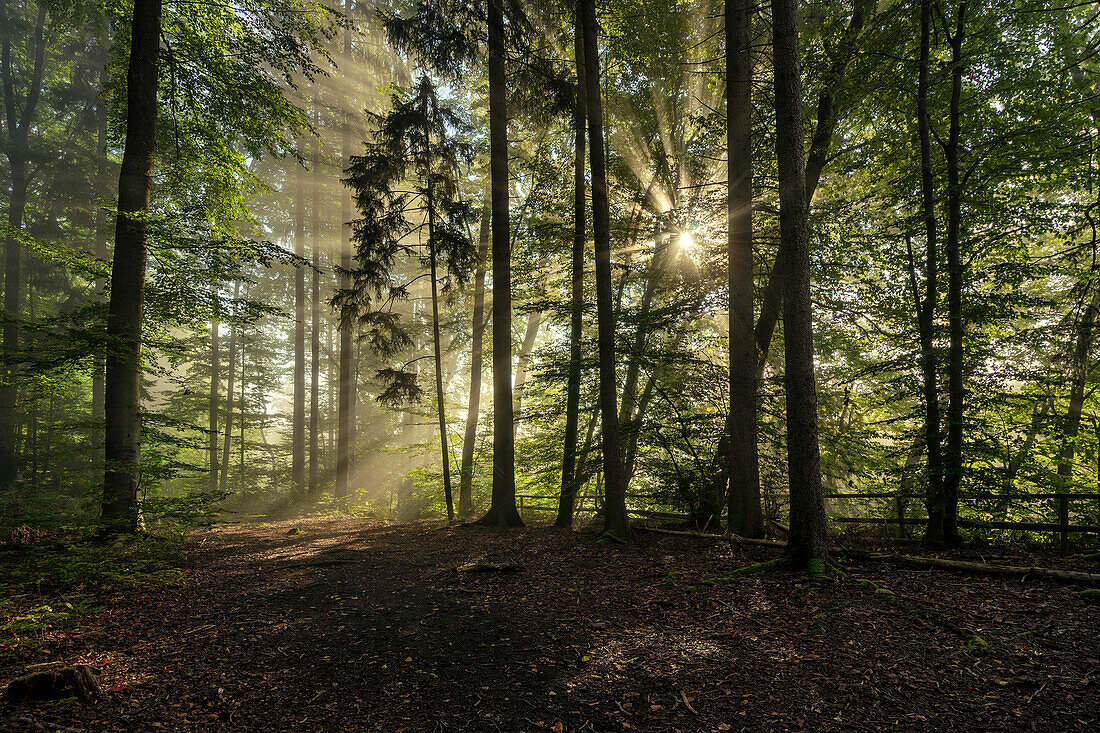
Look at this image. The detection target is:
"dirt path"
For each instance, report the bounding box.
[2,518,1099,731]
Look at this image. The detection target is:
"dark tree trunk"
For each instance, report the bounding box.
[209,317,219,493]
[580,0,629,539]
[100,0,162,533]
[478,0,522,527]
[1057,290,1100,481]
[706,1,868,501]
[292,160,307,495]
[310,140,321,496]
[459,203,489,519]
[916,0,946,548]
[558,37,587,528]
[942,1,968,548]
[0,3,46,486]
[725,0,764,539]
[772,0,828,568]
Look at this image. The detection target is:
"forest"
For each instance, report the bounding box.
[0,0,1098,730]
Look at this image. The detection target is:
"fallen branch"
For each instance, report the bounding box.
[456,562,524,573]
[633,526,1099,586]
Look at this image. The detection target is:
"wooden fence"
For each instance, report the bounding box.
[516,491,1100,555]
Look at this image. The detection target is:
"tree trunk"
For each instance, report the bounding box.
[942,1,968,548]
[559,39,587,528]
[725,0,764,539]
[291,159,307,495]
[92,61,111,424]
[100,0,162,533]
[916,0,946,548]
[0,3,46,487]
[459,203,490,519]
[427,171,455,521]
[478,0,522,527]
[706,1,869,501]
[219,281,241,490]
[336,130,354,501]
[310,140,322,497]
[209,317,219,493]
[512,309,542,436]
[580,0,629,539]
[772,0,828,567]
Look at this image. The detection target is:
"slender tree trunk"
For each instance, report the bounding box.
[772,0,828,567]
[292,160,306,495]
[1057,289,1100,481]
[512,309,542,435]
[335,0,354,501]
[580,0,629,539]
[0,161,28,483]
[459,203,490,519]
[916,0,946,548]
[101,0,162,533]
[478,0,522,527]
[426,172,455,521]
[726,0,764,539]
[209,316,219,493]
[92,62,111,424]
[310,140,321,496]
[558,37,588,528]
[942,1,968,547]
[219,281,240,489]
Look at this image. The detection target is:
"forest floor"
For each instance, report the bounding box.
[1,517,1098,732]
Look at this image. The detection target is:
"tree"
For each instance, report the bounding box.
[0,0,48,485]
[100,0,162,533]
[459,203,489,519]
[772,0,827,567]
[580,0,629,539]
[725,0,763,539]
[344,75,477,522]
[479,0,523,527]
[292,157,307,495]
[557,18,587,529]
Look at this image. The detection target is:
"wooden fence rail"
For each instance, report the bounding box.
[515,491,1100,555]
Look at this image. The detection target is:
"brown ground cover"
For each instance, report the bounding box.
[2,518,1098,732]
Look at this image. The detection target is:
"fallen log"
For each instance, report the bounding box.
[633,526,1099,585]
[456,562,524,573]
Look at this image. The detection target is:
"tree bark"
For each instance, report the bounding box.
[942,1,968,548]
[580,0,629,539]
[459,203,489,519]
[292,159,307,495]
[559,41,587,528]
[0,2,47,485]
[725,0,764,539]
[219,282,240,490]
[100,0,162,533]
[336,114,354,501]
[916,0,946,548]
[772,0,828,567]
[310,137,322,496]
[209,317,219,493]
[511,309,542,436]
[478,0,522,527]
[427,167,454,521]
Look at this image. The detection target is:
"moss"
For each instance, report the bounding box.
[806,558,828,579]
[1080,588,1100,602]
[960,629,990,654]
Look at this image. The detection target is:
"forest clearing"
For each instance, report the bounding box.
[1,518,1098,732]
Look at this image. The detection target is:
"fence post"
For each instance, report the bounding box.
[1058,494,1069,556]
